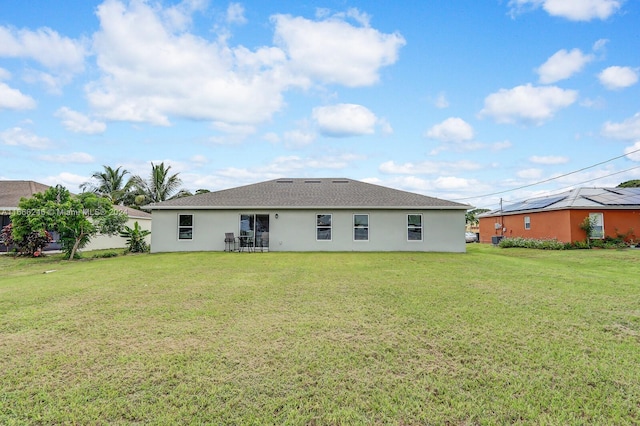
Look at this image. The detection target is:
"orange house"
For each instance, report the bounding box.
[478,187,640,244]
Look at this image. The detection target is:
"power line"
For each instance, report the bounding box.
[453,147,640,201]
[476,164,640,210]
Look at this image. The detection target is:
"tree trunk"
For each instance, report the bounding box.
[68,233,85,260]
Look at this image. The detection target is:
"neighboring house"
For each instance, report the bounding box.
[478,187,640,244]
[0,180,151,252]
[1,180,54,251]
[145,178,471,253]
[85,205,152,251]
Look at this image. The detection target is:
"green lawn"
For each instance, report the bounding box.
[1,246,639,425]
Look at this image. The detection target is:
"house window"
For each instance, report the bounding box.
[407,214,423,241]
[178,214,193,240]
[524,216,531,230]
[589,212,604,239]
[354,214,369,241]
[317,214,332,240]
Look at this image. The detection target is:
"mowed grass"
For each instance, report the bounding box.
[1,246,639,425]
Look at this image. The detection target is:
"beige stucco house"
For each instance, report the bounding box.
[146,178,470,253]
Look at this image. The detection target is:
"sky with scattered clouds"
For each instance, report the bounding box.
[0,0,638,210]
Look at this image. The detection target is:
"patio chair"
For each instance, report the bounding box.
[239,231,254,252]
[258,232,269,252]
[224,232,237,252]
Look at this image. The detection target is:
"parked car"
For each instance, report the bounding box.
[465,232,478,243]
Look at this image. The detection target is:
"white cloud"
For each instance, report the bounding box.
[509,0,623,21]
[312,104,378,137]
[425,117,474,142]
[433,176,474,190]
[190,154,208,165]
[530,155,569,164]
[283,129,316,147]
[517,168,543,179]
[38,152,95,163]
[492,140,513,151]
[479,84,578,125]
[624,142,640,162]
[0,127,50,149]
[87,2,404,129]
[210,153,362,186]
[598,66,639,90]
[379,159,481,175]
[536,48,594,84]
[602,112,640,140]
[272,11,405,87]
[0,67,11,80]
[0,25,86,71]
[42,172,88,192]
[88,0,289,126]
[227,3,247,25]
[54,107,107,134]
[0,82,36,110]
[262,132,280,144]
[434,92,449,109]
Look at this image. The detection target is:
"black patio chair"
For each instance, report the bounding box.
[224,232,237,252]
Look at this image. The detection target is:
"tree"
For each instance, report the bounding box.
[617,179,640,188]
[120,221,151,253]
[131,162,191,205]
[579,215,597,248]
[466,208,490,226]
[80,165,133,205]
[10,185,128,260]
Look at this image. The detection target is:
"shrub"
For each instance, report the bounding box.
[120,221,151,253]
[92,251,118,258]
[1,224,53,257]
[0,224,14,251]
[568,240,590,250]
[498,237,565,250]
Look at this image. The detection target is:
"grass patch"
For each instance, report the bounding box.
[1,246,639,424]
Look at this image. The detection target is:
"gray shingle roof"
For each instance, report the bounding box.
[480,187,640,217]
[146,178,470,210]
[0,180,50,209]
[114,204,152,219]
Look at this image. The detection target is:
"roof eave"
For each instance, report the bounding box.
[146,205,470,211]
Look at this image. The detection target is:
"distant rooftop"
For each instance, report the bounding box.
[146,178,471,210]
[480,187,640,217]
[0,180,50,209]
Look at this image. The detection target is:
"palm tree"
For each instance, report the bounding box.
[80,165,133,205]
[131,162,191,205]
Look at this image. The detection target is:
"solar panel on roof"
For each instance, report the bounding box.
[583,189,640,205]
[501,195,567,213]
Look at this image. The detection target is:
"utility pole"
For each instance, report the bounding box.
[500,198,503,236]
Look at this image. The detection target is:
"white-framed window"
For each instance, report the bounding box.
[316,214,332,241]
[353,214,369,241]
[178,214,193,240]
[589,212,604,239]
[524,216,531,230]
[407,214,423,241]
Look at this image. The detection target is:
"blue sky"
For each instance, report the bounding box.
[1,0,638,210]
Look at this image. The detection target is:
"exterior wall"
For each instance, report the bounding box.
[84,217,152,251]
[479,209,640,243]
[150,208,466,253]
[568,209,640,242]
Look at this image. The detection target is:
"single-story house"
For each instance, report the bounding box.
[478,187,640,244]
[0,180,151,252]
[145,178,471,253]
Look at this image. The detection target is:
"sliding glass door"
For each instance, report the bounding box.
[240,214,270,249]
